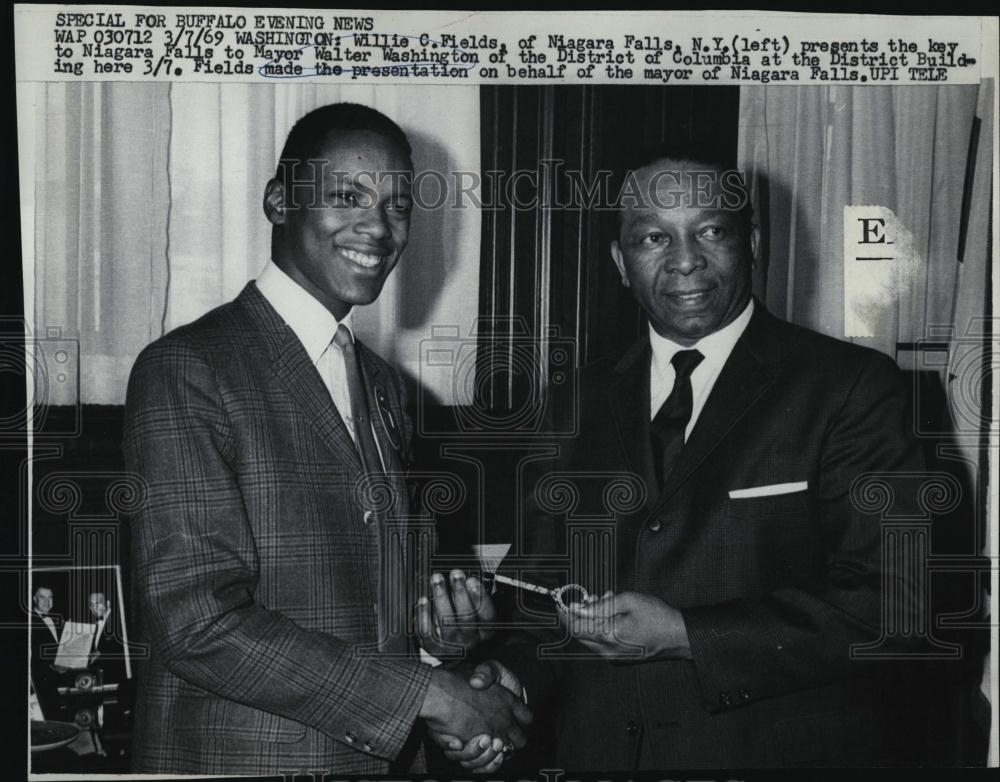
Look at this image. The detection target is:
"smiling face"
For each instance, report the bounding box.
[265,129,412,320]
[611,159,756,346]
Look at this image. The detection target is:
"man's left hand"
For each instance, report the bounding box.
[560,591,692,660]
[417,569,497,657]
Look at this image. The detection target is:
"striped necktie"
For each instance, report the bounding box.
[333,324,384,479]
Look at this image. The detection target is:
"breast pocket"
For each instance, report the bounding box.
[726,488,810,519]
[719,484,817,595]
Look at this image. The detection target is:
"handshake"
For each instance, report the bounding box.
[410,567,692,769]
[420,660,530,772]
[415,570,531,773]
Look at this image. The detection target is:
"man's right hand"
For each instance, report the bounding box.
[419,665,531,756]
[429,660,527,771]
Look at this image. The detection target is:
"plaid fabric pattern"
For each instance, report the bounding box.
[123,284,433,775]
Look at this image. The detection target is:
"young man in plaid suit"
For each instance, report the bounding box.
[124,103,529,775]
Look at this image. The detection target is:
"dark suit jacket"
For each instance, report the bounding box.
[30,611,62,664]
[499,303,928,769]
[30,611,63,717]
[123,283,435,775]
[90,621,128,685]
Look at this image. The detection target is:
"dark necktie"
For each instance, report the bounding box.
[333,324,385,479]
[651,349,704,490]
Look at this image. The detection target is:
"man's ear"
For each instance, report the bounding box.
[610,241,630,288]
[749,223,761,268]
[263,178,286,226]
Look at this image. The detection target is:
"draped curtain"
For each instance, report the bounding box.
[25,82,482,405]
[738,82,993,488]
[739,83,991,357]
[738,82,994,762]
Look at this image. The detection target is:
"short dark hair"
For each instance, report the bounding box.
[613,141,753,234]
[622,138,739,180]
[275,102,412,180]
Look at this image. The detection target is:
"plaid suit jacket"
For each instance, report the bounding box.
[499,303,929,768]
[123,283,434,775]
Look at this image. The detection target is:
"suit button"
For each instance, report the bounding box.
[345,731,357,744]
[719,692,734,706]
[626,720,639,736]
[738,689,750,701]
[649,519,662,532]
[363,510,374,525]
[363,741,374,752]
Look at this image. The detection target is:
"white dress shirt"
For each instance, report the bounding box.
[649,299,754,441]
[256,260,359,443]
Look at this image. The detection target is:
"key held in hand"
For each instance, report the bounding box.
[485,572,589,610]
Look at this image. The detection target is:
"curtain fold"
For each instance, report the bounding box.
[30,82,171,405]
[738,82,985,358]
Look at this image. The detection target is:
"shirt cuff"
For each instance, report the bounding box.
[419,647,442,667]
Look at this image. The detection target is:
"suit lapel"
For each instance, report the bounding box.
[357,344,408,495]
[34,612,60,643]
[606,339,658,510]
[654,303,782,508]
[357,344,413,549]
[238,284,364,476]
[357,341,417,653]
[238,284,415,652]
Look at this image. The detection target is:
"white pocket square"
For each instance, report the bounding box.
[728,481,808,499]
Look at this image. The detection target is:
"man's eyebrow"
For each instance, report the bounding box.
[694,209,741,223]
[324,171,413,187]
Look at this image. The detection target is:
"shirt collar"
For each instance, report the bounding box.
[649,298,754,381]
[255,260,353,364]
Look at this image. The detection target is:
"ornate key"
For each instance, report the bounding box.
[486,572,589,610]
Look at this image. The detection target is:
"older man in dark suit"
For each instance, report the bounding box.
[84,591,128,685]
[123,103,528,776]
[449,148,929,770]
[29,585,63,717]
